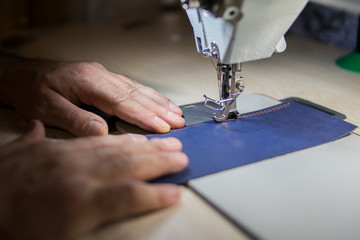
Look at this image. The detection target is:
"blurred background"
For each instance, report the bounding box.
[0,0,358,50]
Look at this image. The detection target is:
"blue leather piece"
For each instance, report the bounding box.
[148,101,357,184]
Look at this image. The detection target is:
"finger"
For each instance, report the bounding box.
[126,91,185,129]
[119,137,183,154]
[43,91,108,137]
[14,120,45,145]
[88,72,184,130]
[83,137,182,160]
[93,151,188,181]
[116,99,173,133]
[61,134,148,152]
[80,83,172,133]
[108,73,183,116]
[138,85,183,116]
[76,74,180,133]
[66,137,177,168]
[92,181,181,221]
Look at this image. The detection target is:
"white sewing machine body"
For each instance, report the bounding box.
[185,0,308,64]
[182,0,308,121]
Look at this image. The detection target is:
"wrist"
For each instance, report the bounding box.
[0,52,26,106]
[0,52,52,107]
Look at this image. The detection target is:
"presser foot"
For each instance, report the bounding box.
[204,96,240,121]
[213,99,239,122]
[214,110,239,122]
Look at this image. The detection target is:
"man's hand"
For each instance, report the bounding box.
[0,57,185,136]
[0,120,188,240]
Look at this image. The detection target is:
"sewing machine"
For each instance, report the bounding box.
[177,2,360,240]
[181,0,308,121]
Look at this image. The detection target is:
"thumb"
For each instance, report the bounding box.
[16,120,46,145]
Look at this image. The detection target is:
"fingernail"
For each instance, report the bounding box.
[162,137,182,150]
[84,120,106,136]
[154,117,170,133]
[127,134,148,143]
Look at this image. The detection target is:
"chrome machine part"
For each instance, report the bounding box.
[203,43,245,121]
[181,0,243,21]
[180,0,245,121]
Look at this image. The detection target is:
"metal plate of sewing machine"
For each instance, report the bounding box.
[180,93,346,126]
[180,101,218,126]
[180,93,280,126]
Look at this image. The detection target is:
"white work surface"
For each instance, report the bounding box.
[0,12,359,240]
[190,133,360,240]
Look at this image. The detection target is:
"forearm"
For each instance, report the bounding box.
[0,52,25,106]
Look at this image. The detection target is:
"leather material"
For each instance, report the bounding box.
[148,101,357,184]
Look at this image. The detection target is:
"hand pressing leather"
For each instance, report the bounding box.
[0,120,188,240]
[0,56,185,136]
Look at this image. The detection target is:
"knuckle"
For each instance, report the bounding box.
[32,100,50,117]
[157,152,174,165]
[110,88,138,112]
[89,61,105,70]
[127,77,140,87]
[150,139,168,151]
[35,71,52,86]
[111,92,127,106]
[66,109,82,123]
[126,85,140,98]
[23,86,52,117]
[107,84,141,112]
[72,62,98,77]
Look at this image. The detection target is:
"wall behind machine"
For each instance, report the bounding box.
[0,0,164,30]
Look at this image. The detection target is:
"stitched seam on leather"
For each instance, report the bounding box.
[236,102,291,119]
[148,102,291,136]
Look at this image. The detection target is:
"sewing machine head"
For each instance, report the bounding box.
[181,0,308,121]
